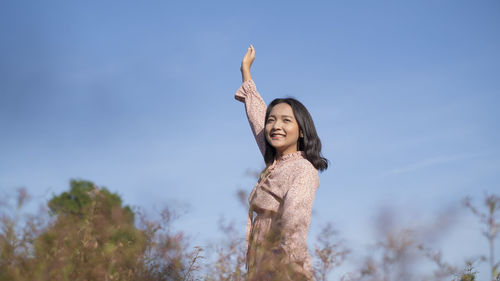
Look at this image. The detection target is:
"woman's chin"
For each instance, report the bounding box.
[270,143,284,151]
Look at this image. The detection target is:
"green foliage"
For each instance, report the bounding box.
[460,273,475,281]
[0,180,201,281]
[31,180,146,281]
[48,179,94,216]
[48,179,134,224]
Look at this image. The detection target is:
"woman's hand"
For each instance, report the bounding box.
[241,45,255,82]
[241,45,255,70]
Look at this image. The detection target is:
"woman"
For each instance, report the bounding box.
[235,45,328,281]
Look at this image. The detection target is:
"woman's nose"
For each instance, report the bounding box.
[272,120,282,129]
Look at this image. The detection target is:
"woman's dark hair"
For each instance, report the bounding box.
[264,98,328,171]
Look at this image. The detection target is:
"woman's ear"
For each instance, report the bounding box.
[299,130,304,138]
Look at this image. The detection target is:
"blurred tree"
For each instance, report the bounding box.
[32,179,146,281]
[0,180,201,281]
[48,179,135,222]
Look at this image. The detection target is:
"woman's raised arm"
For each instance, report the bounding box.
[235,45,267,157]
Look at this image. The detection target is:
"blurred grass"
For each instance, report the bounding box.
[0,180,497,281]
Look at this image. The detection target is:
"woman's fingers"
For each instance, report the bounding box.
[246,45,255,58]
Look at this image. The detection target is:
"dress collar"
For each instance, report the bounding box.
[278,151,305,162]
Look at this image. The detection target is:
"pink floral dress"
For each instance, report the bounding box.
[235,80,319,281]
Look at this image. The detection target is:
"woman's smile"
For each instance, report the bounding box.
[270,131,286,140]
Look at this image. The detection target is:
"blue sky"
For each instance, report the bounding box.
[1,0,499,278]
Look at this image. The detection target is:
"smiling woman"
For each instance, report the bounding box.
[235,45,328,281]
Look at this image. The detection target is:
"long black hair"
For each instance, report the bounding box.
[264,98,328,171]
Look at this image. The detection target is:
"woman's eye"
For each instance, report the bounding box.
[284,119,291,122]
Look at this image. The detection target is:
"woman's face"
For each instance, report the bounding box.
[265,103,301,157]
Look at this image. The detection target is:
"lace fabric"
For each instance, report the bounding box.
[235,81,319,280]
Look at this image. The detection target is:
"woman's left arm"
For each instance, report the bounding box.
[279,165,319,274]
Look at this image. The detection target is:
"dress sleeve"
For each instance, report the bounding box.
[280,164,318,277]
[235,79,267,157]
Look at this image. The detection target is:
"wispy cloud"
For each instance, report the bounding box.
[381,151,495,177]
